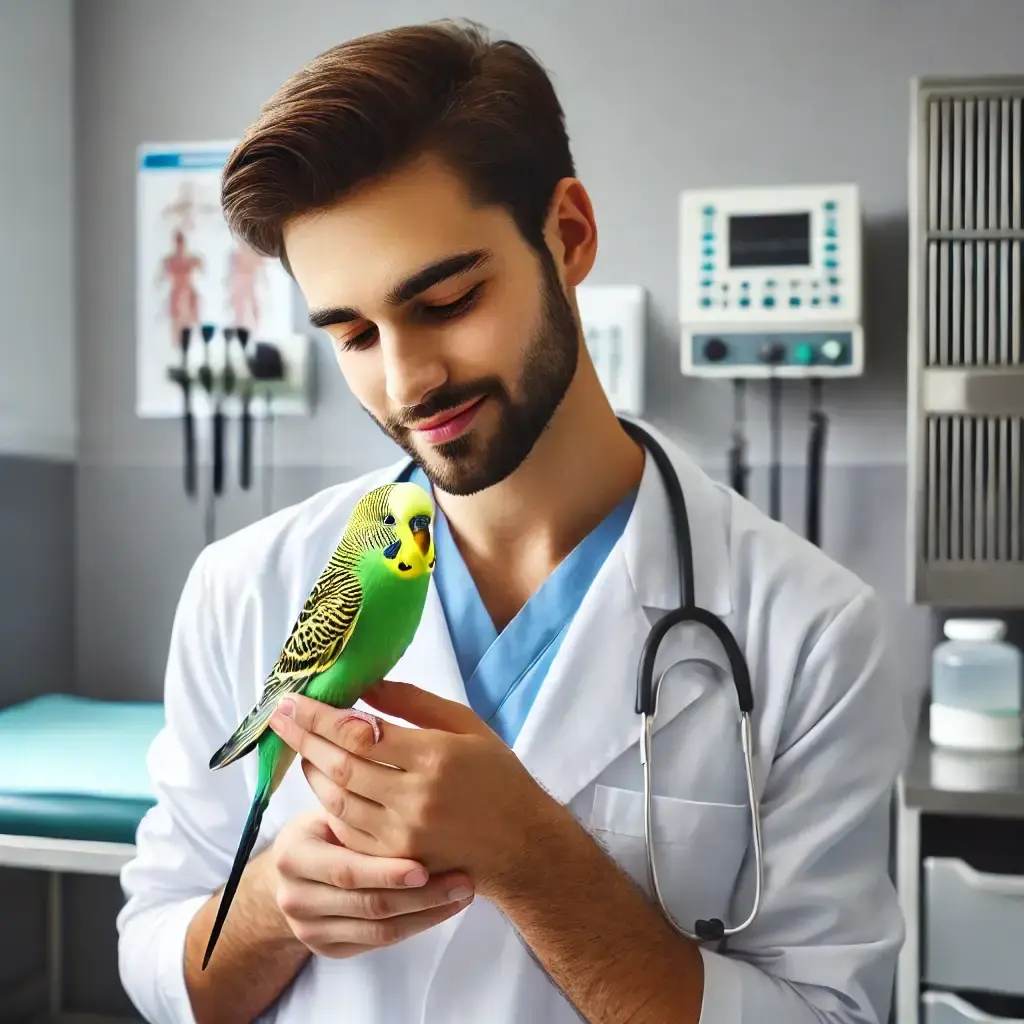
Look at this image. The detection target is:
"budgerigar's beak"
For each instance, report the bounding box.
[413,529,430,556]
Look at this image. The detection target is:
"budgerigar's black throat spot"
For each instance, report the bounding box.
[398,561,412,572]
[383,540,401,560]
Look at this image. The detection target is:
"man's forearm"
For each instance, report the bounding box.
[183,847,311,1024]
[490,805,705,1024]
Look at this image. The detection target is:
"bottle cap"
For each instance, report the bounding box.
[943,618,1007,642]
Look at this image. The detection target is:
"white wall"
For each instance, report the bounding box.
[0,0,75,461]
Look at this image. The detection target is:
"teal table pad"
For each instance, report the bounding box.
[0,694,164,844]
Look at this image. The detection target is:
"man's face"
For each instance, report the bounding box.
[283,155,580,496]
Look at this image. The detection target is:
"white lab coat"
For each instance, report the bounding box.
[117,421,912,1024]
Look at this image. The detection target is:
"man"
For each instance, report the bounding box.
[117,19,910,1024]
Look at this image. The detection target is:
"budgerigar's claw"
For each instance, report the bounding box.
[338,709,382,744]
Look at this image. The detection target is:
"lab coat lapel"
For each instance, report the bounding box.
[512,424,735,807]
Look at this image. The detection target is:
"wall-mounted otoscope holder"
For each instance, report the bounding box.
[166,328,314,504]
[166,331,313,418]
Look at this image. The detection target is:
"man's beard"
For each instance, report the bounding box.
[368,251,580,497]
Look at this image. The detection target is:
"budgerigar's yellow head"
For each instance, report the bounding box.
[351,481,435,580]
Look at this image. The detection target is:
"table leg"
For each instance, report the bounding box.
[48,870,62,1017]
[895,793,921,1024]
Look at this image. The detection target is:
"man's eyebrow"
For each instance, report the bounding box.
[308,248,492,330]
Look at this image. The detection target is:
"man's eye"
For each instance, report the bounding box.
[337,283,483,351]
[339,325,378,352]
[422,283,482,320]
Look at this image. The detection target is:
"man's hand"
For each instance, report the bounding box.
[267,808,476,957]
[267,684,706,1023]
[267,681,567,896]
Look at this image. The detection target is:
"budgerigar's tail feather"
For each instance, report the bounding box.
[202,782,270,970]
[208,730,261,771]
[209,674,306,771]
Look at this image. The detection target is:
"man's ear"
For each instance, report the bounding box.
[543,177,598,289]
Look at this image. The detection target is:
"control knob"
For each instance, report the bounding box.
[703,337,728,362]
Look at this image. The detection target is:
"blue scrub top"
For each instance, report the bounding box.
[408,465,637,746]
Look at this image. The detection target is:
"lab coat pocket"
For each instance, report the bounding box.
[589,784,750,932]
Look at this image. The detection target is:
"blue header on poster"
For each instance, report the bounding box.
[139,149,231,171]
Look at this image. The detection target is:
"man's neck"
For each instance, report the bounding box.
[433,366,645,630]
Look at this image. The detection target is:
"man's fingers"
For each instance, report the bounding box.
[277,829,428,890]
[290,893,475,952]
[271,693,420,771]
[278,873,475,923]
[302,761,388,840]
[269,710,401,803]
[362,680,489,737]
[322,810,386,858]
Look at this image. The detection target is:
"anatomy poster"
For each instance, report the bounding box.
[135,141,296,417]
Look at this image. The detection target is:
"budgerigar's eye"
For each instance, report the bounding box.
[383,514,396,526]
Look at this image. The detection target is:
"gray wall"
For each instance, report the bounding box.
[0,0,76,1014]
[74,0,1024,712]
[0,0,76,705]
[0,0,77,461]
[4,0,1015,1017]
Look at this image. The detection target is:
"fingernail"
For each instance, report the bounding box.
[277,698,295,718]
[403,868,428,886]
[447,885,473,902]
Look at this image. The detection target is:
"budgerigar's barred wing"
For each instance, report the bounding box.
[208,486,399,771]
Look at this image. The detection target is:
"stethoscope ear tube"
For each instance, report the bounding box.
[637,606,754,717]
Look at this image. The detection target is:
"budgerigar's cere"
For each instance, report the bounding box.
[202,480,436,969]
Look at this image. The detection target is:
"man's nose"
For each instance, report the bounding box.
[379,328,448,410]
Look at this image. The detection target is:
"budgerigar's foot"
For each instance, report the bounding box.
[339,709,382,744]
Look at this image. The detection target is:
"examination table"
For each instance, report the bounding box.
[0,693,164,1023]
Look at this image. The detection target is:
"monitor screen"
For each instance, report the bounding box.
[728,212,811,268]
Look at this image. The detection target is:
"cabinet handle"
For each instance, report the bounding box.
[924,990,1024,1023]
[927,856,1024,897]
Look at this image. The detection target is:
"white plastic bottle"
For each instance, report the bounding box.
[930,618,1023,752]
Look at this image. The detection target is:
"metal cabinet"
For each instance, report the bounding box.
[923,857,1024,996]
[896,730,1024,1024]
[906,74,1024,608]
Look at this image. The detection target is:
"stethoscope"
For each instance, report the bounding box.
[396,416,764,945]
[617,417,763,944]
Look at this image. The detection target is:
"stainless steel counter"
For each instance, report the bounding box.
[901,726,1024,819]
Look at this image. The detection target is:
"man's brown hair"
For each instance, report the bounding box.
[221,19,575,272]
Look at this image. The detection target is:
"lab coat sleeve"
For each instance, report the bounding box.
[696,585,908,1024]
[116,549,255,1024]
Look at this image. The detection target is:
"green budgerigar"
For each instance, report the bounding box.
[202,480,436,969]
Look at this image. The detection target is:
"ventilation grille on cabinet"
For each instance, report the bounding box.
[909,79,1024,607]
[924,415,1023,563]
[925,94,1023,368]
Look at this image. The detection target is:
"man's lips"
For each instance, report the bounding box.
[410,397,483,431]
[409,397,485,443]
